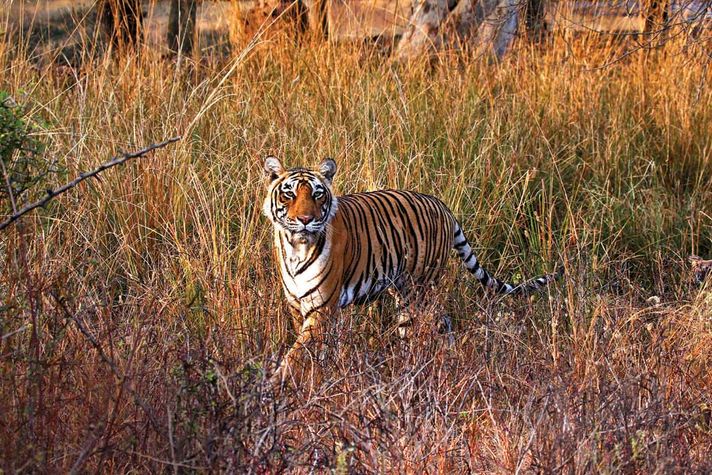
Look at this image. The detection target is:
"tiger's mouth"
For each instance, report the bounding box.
[282,219,324,235]
[289,229,320,246]
[293,232,312,244]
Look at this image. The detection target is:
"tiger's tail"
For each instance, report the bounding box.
[453,222,562,296]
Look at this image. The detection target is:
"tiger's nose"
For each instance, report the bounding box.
[297,215,314,225]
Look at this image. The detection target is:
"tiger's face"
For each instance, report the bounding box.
[689,255,712,287]
[262,156,338,238]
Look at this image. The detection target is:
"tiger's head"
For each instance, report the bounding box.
[262,156,338,239]
[689,255,712,287]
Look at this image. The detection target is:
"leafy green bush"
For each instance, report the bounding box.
[0,91,53,214]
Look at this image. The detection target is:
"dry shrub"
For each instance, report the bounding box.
[1,8,711,472]
[2,252,710,472]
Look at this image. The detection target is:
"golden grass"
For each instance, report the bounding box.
[0,13,711,472]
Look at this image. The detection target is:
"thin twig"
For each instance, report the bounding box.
[51,292,162,434]
[0,136,182,232]
[69,421,106,475]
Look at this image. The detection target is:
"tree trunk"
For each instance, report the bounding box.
[394,0,451,59]
[525,0,546,40]
[643,0,670,50]
[167,0,198,57]
[302,0,329,38]
[644,0,670,35]
[395,0,520,61]
[448,0,489,39]
[100,0,142,51]
[473,0,519,59]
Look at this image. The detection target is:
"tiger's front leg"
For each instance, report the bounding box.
[287,303,303,333]
[272,290,341,389]
[274,310,329,388]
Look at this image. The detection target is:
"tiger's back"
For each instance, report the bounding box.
[335,190,456,307]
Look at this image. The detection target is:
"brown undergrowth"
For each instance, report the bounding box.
[1,5,711,472]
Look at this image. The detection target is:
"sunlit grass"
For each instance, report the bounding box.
[0,15,711,471]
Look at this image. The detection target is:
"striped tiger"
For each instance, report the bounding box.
[263,156,561,384]
[689,255,712,287]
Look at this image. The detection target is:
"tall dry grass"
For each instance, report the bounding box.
[1,6,711,472]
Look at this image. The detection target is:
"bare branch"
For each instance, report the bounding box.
[0,136,182,232]
[51,292,162,434]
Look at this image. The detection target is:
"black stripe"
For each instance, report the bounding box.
[343,204,363,288]
[298,259,334,299]
[353,200,375,285]
[366,194,399,280]
[347,202,372,300]
[418,196,436,274]
[294,232,326,276]
[418,194,448,283]
[383,191,420,275]
[362,195,390,279]
[280,279,298,300]
[398,191,428,273]
[374,192,408,277]
[302,284,338,318]
[279,231,294,278]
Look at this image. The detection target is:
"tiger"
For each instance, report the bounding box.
[262,156,561,385]
[689,255,712,287]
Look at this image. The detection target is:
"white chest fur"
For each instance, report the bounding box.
[276,230,334,309]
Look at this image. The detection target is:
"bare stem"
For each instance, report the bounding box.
[0,136,182,232]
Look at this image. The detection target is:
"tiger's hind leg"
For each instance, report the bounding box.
[438,311,454,339]
[434,302,455,347]
[389,285,454,345]
[386,280,421,339]
[390,286,415,339]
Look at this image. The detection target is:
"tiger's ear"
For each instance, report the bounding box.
[319,158,337,183]
[263,156,284,184]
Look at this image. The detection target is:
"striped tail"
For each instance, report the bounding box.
[453,223,562,296]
